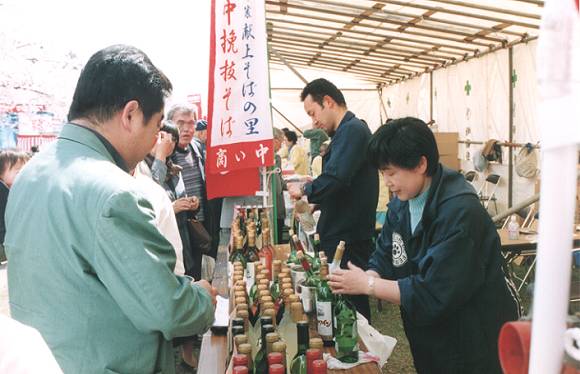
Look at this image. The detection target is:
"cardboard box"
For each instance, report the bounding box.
[440,155,460,171]
[434,132,459,156]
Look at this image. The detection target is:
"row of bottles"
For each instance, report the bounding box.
[228,208,359,373]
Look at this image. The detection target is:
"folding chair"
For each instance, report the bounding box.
[464,170,477,183]
[478,174,501,215]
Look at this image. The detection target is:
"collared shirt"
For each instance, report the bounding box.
[5,123,214,374]
[69,122,129,172]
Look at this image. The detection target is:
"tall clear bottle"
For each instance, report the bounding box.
[315,259,335,347]
[259,228,274,280]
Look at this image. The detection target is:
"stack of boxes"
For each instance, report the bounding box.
[434,132,460,171]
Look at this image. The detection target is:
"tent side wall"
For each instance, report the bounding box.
[382,40,539,214]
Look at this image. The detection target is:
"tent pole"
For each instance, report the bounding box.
[271,105,304,135]
[268,46,308,85]
[429,71,434,123]
[508,47,514,208]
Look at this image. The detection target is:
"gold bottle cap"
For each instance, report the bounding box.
[235,297,246,305]
[233,261,243,267]
[290,302,304,321]
[248,233,256,246]
[272,341,286,353]
[334,241,346,262]
[319,264,329,279]
[266,332,279,343]
[263,302,275,310]
[309,338,324,349]
[257,284,268,292]
[273,260,282,268]
[237,309,249,319]
[259,278,270,286]
[235,237,244,249]
[234,335,248,347]
[236,303,248,312]
[288,295,300,304]
[282,289,293,300]
[238,343,252,354]
[281,276,292,284]
[258,290,270,298]
[260,269,269,276]
[260,295,273,304]
[281,281,293,290]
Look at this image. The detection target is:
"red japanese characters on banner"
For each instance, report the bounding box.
[207,0,274,175]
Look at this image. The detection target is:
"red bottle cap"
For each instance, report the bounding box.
[312,359,328,373]
[306,348,323,373]
[232,353,249,367]
[306,348,323,360]
[267,352,284,366]
[233,366,249,374]
[268,363,285,374]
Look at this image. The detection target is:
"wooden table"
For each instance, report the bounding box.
[198,230,382,374]
[197,229,230,374]
[499,228,580,253]
[499,228,580,293]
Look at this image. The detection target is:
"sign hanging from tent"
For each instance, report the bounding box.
[207,0,274,175]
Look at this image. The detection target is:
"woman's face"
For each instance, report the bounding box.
[2,161,25,188]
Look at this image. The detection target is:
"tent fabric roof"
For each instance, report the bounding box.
[266,0,543,85]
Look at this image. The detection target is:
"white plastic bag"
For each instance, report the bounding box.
[357,312,397,368]
[201,254,215,282]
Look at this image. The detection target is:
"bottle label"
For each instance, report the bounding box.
[245,262,255,292]
[292,270,306,293]
[316,301,333,337]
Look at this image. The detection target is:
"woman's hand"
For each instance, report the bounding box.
[173,197,197,214]
[328,261,369,295]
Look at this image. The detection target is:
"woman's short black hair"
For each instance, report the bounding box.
[367,117,439,176]
[285,130,298,144]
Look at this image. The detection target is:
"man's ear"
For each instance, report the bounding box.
[323,95,333,109]
[120,100,140,132]
[417,156,429,174]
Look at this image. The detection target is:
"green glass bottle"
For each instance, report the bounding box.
[334,295,359,363]
[245,231,260,293]
[254,323,275,374]
[286,231,300,266]
[297,250,318,288]
[231,236,247,267]
[289,321,309,374]
[315,259,335,347]
[311,233,322,272]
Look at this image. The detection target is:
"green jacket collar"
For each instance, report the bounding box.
[59,122,129,173]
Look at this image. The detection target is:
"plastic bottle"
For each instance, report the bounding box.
[508,215,520,240]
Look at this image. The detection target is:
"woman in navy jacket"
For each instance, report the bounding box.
[328,117,521,374]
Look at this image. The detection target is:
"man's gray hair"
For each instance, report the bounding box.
[273,127,284,140]
[166,104,196,122]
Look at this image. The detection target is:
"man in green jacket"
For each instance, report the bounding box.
[5,45,217,374]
